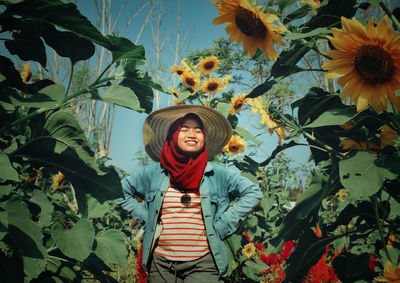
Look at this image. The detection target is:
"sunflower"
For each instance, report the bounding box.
[197,55,220,75]
[52,171,65,190]
[201,77,223,94]
[169,88,179,98]
[181,71,201,91]
[212,0,286,60]
[170,65,187,77]
[21,62,32,83]
[375,261,400,282]
[242,242,256,259]
[247,97,290,138]
[229,93,247,115]
[300,0,321,9]
[322,16,400,112]
[380,125,399,148]
[223,135,246,154]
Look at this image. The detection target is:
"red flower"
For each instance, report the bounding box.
[137,243,148,283]
[315,223,322,238]
[245,229,252,242]
[304,246,339,283]
[257,243,266,252]
[369,254,377,272]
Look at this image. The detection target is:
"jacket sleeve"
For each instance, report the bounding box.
[213,166,263,240]
[115,171,148,225]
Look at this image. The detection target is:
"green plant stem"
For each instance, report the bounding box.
[380,2,400,31]
[93,62,113,85]
[273,110,345,158]
[65,62,75,97]
[371,195,392,263]
[9,77,115,127]
[47,255,69,263]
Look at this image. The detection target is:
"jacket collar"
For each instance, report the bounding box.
[159,161,214,174]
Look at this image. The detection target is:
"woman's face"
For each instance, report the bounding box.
[177,118,205,154]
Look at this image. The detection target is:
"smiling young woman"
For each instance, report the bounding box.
[117,105,263,282]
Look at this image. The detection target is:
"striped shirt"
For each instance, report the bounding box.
[154,187,210,261]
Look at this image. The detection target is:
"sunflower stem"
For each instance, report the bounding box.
[380,2,400,31]
[371,195,392,263]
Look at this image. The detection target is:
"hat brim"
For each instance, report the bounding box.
[143,105,232,161]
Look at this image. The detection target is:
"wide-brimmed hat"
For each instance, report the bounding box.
[143,105,232,161]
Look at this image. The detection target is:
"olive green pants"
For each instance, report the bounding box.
[149,253,224,283]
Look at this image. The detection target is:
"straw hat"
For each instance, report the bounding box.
[143,105,232,161]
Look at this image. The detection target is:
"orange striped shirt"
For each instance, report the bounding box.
[154,187,210,261]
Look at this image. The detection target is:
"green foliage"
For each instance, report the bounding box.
[0,0,159,281]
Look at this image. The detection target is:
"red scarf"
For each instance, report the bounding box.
[159,114,208,192]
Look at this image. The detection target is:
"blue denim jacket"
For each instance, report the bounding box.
[117,161,262,277]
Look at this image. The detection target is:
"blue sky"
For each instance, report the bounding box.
[77,0,311,174]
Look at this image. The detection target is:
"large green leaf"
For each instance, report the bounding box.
[29,190,54,227]
[13,108,123,207]
[246,79,276,99]
[0,149,19,181]
[94,229,128,270]
[107,35,145,64]
[120,73,154,114]
[235,127,261,144]
[51,218,95,261]
[87,196,111,219]
[0,209,7,240]
[95,85,143,112]
[6,199,47,280]
[39,23,95,64]
[10,83,65,108]
[5,30,47,67]
[339,152,397,200]
[271,41,309,78]
[5,0,112,50]
[303,108,357,128]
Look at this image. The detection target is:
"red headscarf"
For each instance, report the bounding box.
[159,113,208,192]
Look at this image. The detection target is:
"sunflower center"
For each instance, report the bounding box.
[177,70,184,75]
[207,82,218,91]
[185,78,195,86]
[204,62,215,70]
[234,101,243,109]
[354,45,394,85]
[235,6,266,37]
[230,145,238,152]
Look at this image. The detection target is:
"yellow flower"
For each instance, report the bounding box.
[220,74,231,91]
[229,93,247,115]
[335,188,348,202]
[300,0,321,8]
[387,235,398,249]
[173,98,185,105]
[169,88,179,98]
[375,261,400,282]
[201,77,223,94]
[380,125,399,149]
[212,0,286,60]
[170,65,187,77]
[247,97,290,139]
[322,16,400,112]
[242,242,256,259]
[21,62,32,83]
[223,134,246,154]
[52,171,64,190]
[197,55,220,75]
[181,71,200,91]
